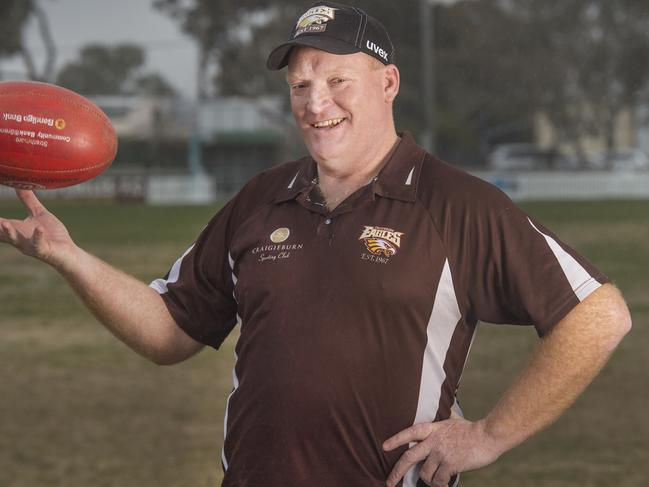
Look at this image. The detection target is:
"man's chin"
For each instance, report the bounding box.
[307,145,345,164]
[305,138,347,163]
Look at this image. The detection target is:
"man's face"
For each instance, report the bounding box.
[287,47,395,173]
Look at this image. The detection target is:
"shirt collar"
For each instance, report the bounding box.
[373,131,425,202]
[274,156,317,203]
[274,131,426,204]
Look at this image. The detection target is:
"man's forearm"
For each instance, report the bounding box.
[482,283,631,453]
[55,245,203,365]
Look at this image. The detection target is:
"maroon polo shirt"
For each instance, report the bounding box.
[150,133,608,487]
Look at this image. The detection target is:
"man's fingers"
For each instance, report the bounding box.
[1,221,19,245]
[0,221,9,243]
[383,422,434,451]
[32,225,45,248]
[429,466,452,487]
[420,459,452,487]
[16,189,46,217]
[385,440,433,487]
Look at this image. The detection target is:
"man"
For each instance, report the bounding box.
[0,2,631,486]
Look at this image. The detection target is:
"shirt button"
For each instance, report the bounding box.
[324,218,332,225]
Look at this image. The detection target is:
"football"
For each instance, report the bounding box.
[0,81,117,190]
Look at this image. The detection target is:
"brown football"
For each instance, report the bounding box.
[0,81,117,190]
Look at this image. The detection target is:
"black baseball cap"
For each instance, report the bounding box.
[266,2,395,70]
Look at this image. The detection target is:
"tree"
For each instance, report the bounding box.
[134,73,177,97]
[153,0,256,100]
[0,0,56,81]
[431,1,537,160]
[0,1,33,57]
[486,0,649,163]
[56,43,176,96]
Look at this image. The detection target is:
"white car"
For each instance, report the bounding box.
[594,148,649,171]
[487,144,557,171]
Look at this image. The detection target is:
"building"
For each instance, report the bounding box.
[92,94,290,198]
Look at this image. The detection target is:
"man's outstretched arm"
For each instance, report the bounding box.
[0,189,203,365]
[383,283,631,487]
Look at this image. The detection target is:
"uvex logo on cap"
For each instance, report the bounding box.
[366,40,388,61]
[294,6,338,37]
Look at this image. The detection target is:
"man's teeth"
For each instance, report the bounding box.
[313,118,344,128]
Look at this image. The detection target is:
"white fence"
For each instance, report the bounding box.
[1,171,649,204]
[473,171,649,200]
[0,173,215,205]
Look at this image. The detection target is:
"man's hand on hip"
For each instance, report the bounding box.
[382,417,502,487]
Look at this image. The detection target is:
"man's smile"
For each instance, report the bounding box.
[311,117,346,129]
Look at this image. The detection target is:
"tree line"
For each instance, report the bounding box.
[153,0,649,162]
[0,0,175,96]
[2,0,649,163]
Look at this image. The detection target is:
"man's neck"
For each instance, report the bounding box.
[315,133,400,211]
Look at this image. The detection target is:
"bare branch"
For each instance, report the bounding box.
[20,42,39,80]
[33,1,57,82]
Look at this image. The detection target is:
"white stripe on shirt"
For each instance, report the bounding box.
[403,259,462,487]
[149,244,195,294]
[527,218,601,301]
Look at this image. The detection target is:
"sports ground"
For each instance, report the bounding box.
[0,199,646,486]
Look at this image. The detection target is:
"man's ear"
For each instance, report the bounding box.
[383,65,400,103]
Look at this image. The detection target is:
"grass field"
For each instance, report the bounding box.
[0,199,646,486]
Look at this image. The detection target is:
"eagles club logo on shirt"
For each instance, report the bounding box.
[294,6,337,37]
[359,226,404,257]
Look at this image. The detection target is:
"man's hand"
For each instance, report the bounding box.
[0,188,203,364]
[0,189,76,267]
[383,417,502,487]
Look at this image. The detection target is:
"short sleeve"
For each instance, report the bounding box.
[452,189,609,336]
[149,200,238,349]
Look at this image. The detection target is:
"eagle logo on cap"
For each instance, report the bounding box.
[294,6,337,37]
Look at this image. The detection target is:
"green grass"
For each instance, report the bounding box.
[0,199,647,486]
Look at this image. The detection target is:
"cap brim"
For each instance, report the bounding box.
[266,36,360,70]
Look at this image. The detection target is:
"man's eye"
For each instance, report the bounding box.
[290,83,306,90]
[332,78,346,84]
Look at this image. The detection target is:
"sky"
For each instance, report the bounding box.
[0,0,198,98]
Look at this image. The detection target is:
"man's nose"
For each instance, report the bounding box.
[306,85,332,114]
